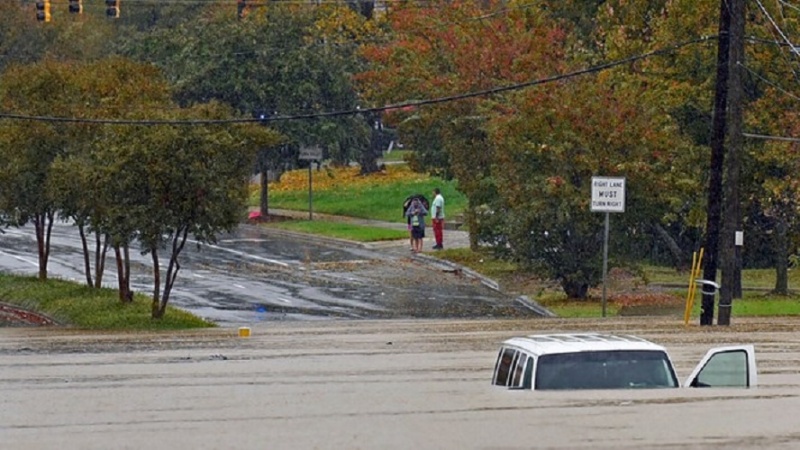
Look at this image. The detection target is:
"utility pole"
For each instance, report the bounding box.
[701,0,731,326]
[719,0,745,326]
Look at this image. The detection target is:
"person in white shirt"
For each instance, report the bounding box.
[431,188,445,250]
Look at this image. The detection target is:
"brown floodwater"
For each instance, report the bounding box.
[2,316,799,449]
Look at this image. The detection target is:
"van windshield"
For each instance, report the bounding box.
[535,350,679,390]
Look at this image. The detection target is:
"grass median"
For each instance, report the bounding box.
[0,273,213,330]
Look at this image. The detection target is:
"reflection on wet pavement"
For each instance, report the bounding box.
[0,222,538,325]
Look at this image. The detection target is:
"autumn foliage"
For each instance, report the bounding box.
[269,164,427,193]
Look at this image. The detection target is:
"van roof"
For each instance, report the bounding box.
[502,333,668,356]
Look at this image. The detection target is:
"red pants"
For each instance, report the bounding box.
[432,219,444,246]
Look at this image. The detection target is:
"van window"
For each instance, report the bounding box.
[511,355,532,388]
[492,348,517,386]
[534,350,678,390]
[690,349,749,387]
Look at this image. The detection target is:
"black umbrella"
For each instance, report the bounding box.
[403,194,430,216]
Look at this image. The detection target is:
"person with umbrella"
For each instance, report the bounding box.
[403,194,429,251]
[404,195,429,253]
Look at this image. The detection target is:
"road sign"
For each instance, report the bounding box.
[591,176,626,318]
[591,176,626,213]
[299,146,322,161]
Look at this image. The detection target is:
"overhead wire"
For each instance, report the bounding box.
[744,132,800,141]
[0,35,718,126]
[741,61,800,100]
[753,0,800,55]
[752,0,800,82]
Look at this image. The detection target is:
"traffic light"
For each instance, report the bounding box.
[106,0,120,18]
[68,0,82,14]
[237,0,247,19]
[35,0,51,23]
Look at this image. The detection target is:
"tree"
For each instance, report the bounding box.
[123,3,373,177]
[46,58,175,292]
[108,103,279,318]
[360,0,703,297]
[0,61,81,280]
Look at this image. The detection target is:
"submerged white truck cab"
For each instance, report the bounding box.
[492,333,757,390]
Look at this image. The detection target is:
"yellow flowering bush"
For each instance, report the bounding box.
[269,165,429,193]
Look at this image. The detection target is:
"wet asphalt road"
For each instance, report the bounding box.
[0,222,533,325]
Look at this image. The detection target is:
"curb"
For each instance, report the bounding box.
[411,253,500,291]
[410,253,556,318]
[242,224,371,250]
[514,295,558,317]
[0,301,59,326]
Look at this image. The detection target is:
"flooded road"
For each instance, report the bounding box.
[2,317,799,449]
[0,222,534,325]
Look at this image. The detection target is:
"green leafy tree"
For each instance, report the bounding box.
[46,57,175,293]
[0,60,82,280]
[116,103,278,318]
[119,3,377,215]
[361,0,703,297]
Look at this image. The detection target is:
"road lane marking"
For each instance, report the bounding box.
[218,239,270,243]
[187,240,289,268]
[0,250,38,267]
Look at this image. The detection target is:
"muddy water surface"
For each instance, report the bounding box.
[2,317,800,449]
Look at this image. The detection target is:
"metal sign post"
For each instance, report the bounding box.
[591,176,626,317]
[299,146,323,221]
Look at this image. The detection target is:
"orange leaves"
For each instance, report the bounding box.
[270,164,428,193]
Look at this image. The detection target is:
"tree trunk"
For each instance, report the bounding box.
[78,223,93,287]
[360,116,382,175]
[651,223,686,271]
[154,227,190,319]
[94,233,109,289]
[114,244,131,303]
[465,202,479,251]
[123,245,131,302]
[33,212,54,281]
[774,217,789,295]
[151,248,162,319]
[562,278,589,299]
[259,167,269,216]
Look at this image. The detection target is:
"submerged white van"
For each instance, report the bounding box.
[492,333,757,390]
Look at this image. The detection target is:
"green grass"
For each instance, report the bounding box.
[730,294,800,316]
[433,250,800,318]
[0,273,214,330]
[267,220,409,242]
[262,180,466,223]
[641,264,800,289]
[433,248,518,279]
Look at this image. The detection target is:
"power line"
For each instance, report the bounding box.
[753,0,800,54]
[744,132,800,141]
[752,0,800,81]
[0,35,717,126]
[777,0,800,15]
[740,61,800,100]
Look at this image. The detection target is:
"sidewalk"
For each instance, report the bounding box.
[264,208,472,252]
